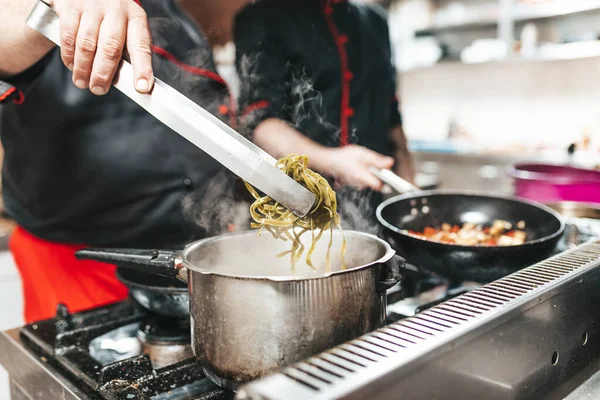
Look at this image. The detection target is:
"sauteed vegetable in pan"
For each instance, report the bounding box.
[377,191,565,283]
[406,220,527,246]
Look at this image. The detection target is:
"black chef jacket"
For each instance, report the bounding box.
[0,0,237,248]
[234,0,402,223]
[234,0,401,153]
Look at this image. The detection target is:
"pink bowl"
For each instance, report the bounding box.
[508,163,600,204]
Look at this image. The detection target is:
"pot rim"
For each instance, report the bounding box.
[376,189,566,249]
[545,201,600,218]
[179,230,396,282]
[507,163,600,185]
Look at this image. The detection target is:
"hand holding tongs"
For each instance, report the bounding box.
[26,1,315,217]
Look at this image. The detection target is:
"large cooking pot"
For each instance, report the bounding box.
[76,230,403,391]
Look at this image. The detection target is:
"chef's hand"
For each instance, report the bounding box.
[48,0,153,95]
[326,145,394,192]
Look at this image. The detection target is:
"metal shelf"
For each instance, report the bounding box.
[416,1,600,36]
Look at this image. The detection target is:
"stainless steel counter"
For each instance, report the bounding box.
[565,369,600,399]
[0,328,87,400]
[413,150,599,195]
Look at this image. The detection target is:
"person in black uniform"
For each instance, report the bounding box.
[234,0,415,220]
[0,0,247,322]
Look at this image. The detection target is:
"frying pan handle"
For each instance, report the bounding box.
[377,254,405,293]
[75,248,188,283]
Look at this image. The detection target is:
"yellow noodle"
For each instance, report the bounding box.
[245,154,346,273]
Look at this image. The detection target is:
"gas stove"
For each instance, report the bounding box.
[1,217,599,400]
[0,294,416,400]
[1,301,231,400]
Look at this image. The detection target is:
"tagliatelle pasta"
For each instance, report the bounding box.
[245,154,346,273]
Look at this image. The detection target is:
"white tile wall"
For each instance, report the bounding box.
[0,251,23,400]
[400,56,600,149]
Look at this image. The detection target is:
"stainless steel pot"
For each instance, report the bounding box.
[546,201,600,219]
[546,202,600,251]
[76,230,403,391]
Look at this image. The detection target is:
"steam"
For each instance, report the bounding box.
[287,68,341,148]
[336,188,382,236]
[182,171,251,236]
[288,68,323,127]
[147,17,382,239]
[146,18,249,235]
[236,53,339,144]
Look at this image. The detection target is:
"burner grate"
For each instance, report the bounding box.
[18,300,233,400]
[237,240,600,400]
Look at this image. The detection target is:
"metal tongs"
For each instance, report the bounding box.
[368,167,419,194]
[26,1,315,217]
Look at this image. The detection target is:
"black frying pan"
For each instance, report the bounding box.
[116,268,189,317]
[376,191,565,283]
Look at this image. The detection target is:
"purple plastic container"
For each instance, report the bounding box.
[509,163,600,204]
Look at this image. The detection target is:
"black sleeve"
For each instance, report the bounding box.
[390,70,402,128]
[234,5,290,134]
[364,4,402,129]
[381,11,402,129]
[0,49,56,105]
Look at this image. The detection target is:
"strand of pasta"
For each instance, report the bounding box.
[245,154,346,273]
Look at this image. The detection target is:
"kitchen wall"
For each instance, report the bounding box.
[399,55,600,151]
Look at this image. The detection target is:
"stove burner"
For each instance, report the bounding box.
[19,301,232,399]
[137,315,193,369]
[90,322,142,365]
[138,315,191,344]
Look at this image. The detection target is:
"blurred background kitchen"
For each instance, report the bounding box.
[1,0,600,395]
[387,0,600,193]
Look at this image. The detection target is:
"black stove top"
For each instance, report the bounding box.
[20,301,233,400]
[18,276,464,400]
[138,314,191,344]
[17,218,598,400]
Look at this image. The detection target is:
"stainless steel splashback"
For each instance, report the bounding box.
[237,240,600,400]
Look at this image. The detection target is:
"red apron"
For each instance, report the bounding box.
[10,226,128,323]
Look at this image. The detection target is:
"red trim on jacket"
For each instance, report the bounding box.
[0,87,24,104]
[0,87,16,102]
[151,45,226,85]
[150,45,237,127]
[13,91,25,104]
[241,100,270,117]
[321,0,351,146]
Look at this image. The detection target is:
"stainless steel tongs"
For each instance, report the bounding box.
[26,0,315,217]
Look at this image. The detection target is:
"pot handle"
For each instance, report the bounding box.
[75,248,187,282]
[377,254,405,293]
